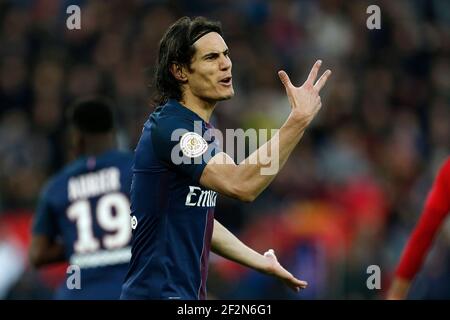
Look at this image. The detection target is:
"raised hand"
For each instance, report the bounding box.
[263,249,308,292]
[278,60,331,126]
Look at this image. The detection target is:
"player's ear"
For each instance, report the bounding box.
[170,63,188,82]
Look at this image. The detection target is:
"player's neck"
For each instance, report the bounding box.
[180,93,216,123]
[80,133,116,157]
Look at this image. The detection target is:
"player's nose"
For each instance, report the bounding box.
[219,54,232,71]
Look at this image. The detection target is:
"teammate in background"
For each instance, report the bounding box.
[29,97,134,299]
[121,16,331,300]
[388,157,450,299]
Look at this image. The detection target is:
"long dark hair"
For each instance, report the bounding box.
[153,16,223,105]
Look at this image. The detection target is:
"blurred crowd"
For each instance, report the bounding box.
[0,0,449,299]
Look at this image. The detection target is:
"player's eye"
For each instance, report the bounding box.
[205,53,218,60]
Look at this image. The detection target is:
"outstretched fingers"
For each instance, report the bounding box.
[293,276,308,289]
[279,60,331,92]
[278,70,293,90]
[305,60,322,87]
[283,274,308,292]
[314,69,332,92]
[265,248,308,291]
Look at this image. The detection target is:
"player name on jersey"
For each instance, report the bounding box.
[185,186,217,207]
[68,167,121,201]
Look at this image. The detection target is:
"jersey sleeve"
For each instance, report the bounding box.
[32,184,60,238]
[395,158,450,280]
[151,116,221,183]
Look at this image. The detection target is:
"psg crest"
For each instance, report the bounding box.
[180,132,208,158]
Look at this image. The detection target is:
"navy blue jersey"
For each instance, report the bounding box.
[32,150,134,299]
[121,99,221,300]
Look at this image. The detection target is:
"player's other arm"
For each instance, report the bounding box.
[29,235,65,268]
[211,219,307,292]
[387,206,447,299]
[387,158,450,299]
[200,60,331,202]
[29,186,66,268]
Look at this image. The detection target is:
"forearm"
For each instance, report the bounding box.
[201,61,330,202]
[29,236,66,268]
[234,113,307,199]
[387,277,411,300]
[211,219,269,273]
[396,207,447,280]
[393,162,450,296]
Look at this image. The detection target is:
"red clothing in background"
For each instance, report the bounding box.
[396,157,450,280]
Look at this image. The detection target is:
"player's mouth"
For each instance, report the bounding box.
[219,76,232,87]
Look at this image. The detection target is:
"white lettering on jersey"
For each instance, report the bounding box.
[185,186,217,207]
[68,167,121,201]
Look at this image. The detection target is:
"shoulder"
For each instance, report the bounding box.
[150,100,201,133]
[38,177,57,202]
[39,166,72,203]
[442,156,450,171]
[151,115,198,147]
[430,156,450,193]
[437,156,450,179]
[151,111,196,133]
[45,157,87,192]
[436,157,450,179]
[147,102,206,155]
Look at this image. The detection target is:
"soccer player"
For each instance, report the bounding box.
[387,157,450,299]
[29,97,134,299]
[121,17,331,300]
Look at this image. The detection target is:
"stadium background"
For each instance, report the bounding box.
[0,0,449,299]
